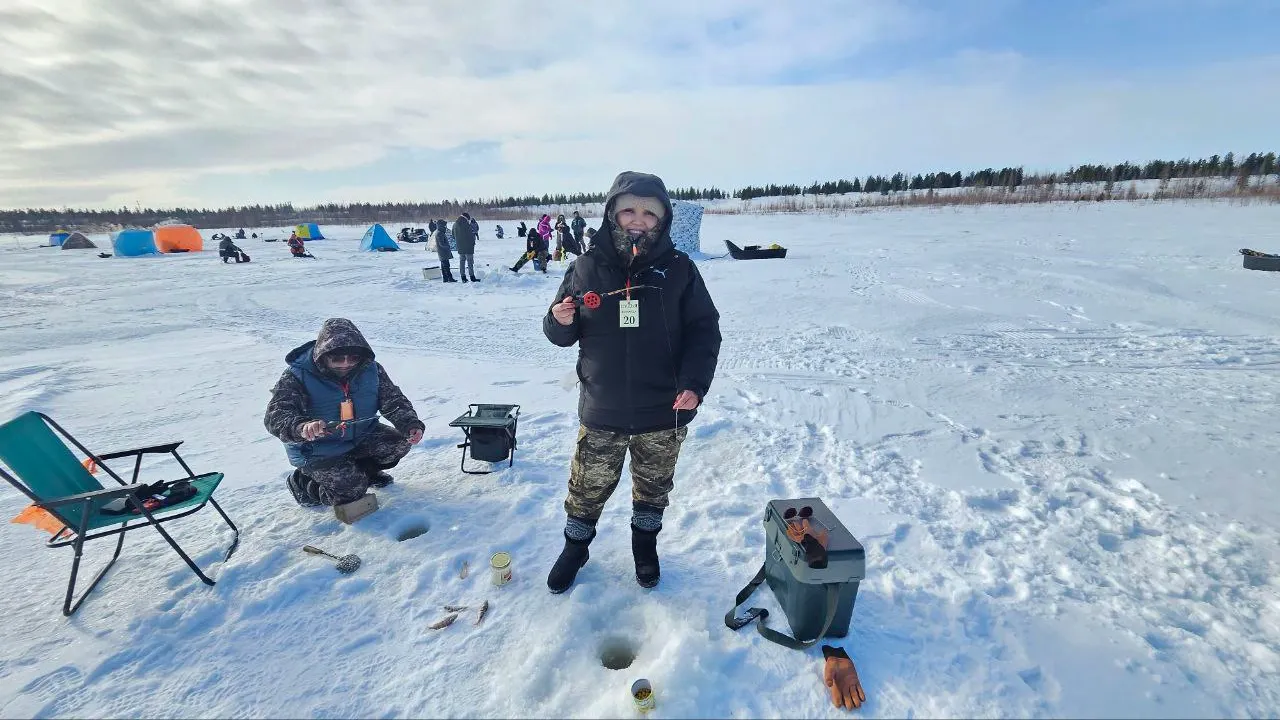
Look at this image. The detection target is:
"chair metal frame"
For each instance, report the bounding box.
[0,413,240,616]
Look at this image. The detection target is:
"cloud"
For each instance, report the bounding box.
[1,0,1277,209]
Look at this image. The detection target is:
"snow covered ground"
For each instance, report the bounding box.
[1,201,1278,718]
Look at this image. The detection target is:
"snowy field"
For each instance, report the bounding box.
[1,201,1279,718]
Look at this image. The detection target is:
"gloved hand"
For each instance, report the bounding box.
[822,646,866,710]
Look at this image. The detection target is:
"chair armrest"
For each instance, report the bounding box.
[36,484,143,510]
[95,441,184,461]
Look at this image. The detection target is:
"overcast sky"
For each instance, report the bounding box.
[2,0,1278,210]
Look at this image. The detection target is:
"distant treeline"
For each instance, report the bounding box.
[3,151,1275,233]
[736,151,1279,200]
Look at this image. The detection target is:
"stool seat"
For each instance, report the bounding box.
[449,404,520,474]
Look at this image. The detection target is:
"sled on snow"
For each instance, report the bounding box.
[726,240,787,260]
[1241,248,1280,271]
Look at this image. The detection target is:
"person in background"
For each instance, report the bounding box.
[571,211,586,250]
[537,214,552,247]
[583,227,597,252]
[287,231,312,258]
[433,218,456,282]
[532,227,550,271]
[553,214,572,261]
[454,213,479,283]
[219,234,250,263]
[560,222,583,258]
[510,222,549,274]
[265,318,425,507]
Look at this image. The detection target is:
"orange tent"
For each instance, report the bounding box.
[154,224,204,253]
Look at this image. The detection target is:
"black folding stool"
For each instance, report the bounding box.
[448,404,521,474]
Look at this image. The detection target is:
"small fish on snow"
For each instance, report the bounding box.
[428,613,459,630]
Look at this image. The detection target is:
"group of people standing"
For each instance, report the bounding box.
[426,210,597,280]
[265,211,595,274]
[510,211,593,273]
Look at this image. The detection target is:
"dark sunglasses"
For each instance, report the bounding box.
[783,506,813,520]
[327,353,364,364]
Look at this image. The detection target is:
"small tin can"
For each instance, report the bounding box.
[490,551,512,586]
[631,679,656,713]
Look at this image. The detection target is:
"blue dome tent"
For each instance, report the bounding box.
[112,229,159,257]
[360,224,400,252]
[49,230,70,247]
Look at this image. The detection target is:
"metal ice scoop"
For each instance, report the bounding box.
[303,545,362,574]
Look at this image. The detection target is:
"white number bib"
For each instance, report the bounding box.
[618,299,639,328]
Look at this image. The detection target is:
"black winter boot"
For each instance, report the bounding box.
[631,502,664,588]
[461,274,468,283]
[469,273,480,282]
[286,469,323,507]
[548,518,596,594]
[632,526,661,588]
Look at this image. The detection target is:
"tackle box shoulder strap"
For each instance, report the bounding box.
[724,563,840,651]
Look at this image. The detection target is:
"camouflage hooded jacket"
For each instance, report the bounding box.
[264,318,425,445]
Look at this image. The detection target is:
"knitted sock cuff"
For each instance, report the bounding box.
[631,503,664,532]
[565,516,597,542]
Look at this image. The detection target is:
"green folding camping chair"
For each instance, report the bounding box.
[0,411,239,616]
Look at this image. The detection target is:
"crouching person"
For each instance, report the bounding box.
[219,235,250,263]
[265,318,425,507]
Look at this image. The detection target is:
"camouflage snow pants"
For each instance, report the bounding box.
[563,425,688,521]
[300,423,412,506]
[512,250,548,273]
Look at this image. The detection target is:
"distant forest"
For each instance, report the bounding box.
[2,151,1276,233]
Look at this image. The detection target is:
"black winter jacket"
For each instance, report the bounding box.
[543,172,721,434]
[453,215,476,254]
[527,232,548,255]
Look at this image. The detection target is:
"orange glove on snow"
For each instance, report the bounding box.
[822,646,866,710]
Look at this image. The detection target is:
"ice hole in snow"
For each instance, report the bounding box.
[598,636,638,670]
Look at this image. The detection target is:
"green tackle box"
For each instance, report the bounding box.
[763,497,865,643]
